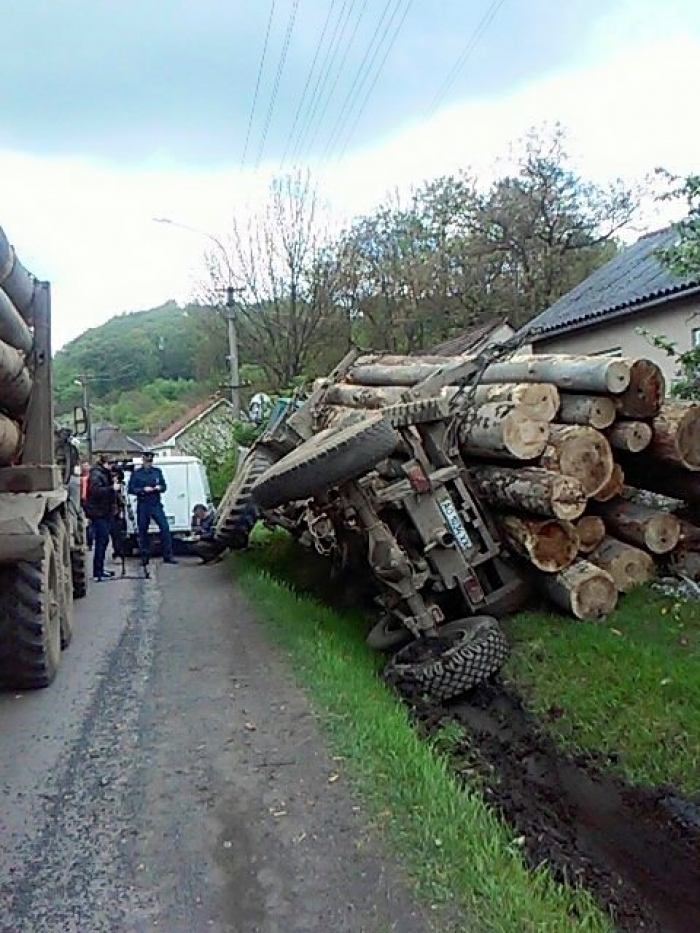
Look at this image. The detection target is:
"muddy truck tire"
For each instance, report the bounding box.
[0,527,62,689]
[251,414,399,510]
[383,617,509,703]
[46,512,74,648]
[214,447,275,549]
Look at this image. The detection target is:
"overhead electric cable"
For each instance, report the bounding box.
[280,0,339,170]
[297,0,370,161]
[329,0,414,163]
[288,0,353,164]
[426,0,507,117]
[241,0,277,168]
[255,0,301,170]
[319,0,403,163]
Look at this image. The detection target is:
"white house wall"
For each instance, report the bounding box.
[533,297,700,388]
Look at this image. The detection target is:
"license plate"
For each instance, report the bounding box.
[439,497,473,551]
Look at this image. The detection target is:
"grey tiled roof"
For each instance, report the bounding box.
[426,316,511,356]
[525,228,700,341]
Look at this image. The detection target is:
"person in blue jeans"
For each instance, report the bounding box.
[127,452,177,565]
[85,454,118,582]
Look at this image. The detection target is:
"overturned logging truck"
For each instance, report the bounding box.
[0,225,87,690]
[215,343,700,701]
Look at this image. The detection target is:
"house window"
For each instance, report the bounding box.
[692,328,700,348]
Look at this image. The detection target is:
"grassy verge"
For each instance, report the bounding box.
[236,530,611,933]
[503,589,700,795]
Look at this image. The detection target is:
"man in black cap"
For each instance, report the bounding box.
[127,451,177,565]
[85,452,119,582]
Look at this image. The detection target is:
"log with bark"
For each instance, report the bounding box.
[471,383,559,422]
[0,411,22,464]
[539,425,614,497]
[592,463,625,502]
[589,536,655,592]
[538,559,618,620]
[615,454,700,506]
[0,288,32,354]
[557,393,616,429]
[497,515,579,572]
[575,516,606,553]
[468,464,587,520]
[615,359,666,419]
[593,498,681,554]
[458,402,548,461]
[649,400,700,471]
[347,353,632,394]
[0,337,32,414]
[605,421,652,453]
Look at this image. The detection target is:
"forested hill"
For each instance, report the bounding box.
[53,301,229,433]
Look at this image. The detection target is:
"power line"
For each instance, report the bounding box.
[287,0,352,165]
[425,0,507,118]
[241,0,277,169]
[328,0,413,164]
[255,0,301,170]
[280,0,339,171]
[319,0,403,164]
[297,0,370,162]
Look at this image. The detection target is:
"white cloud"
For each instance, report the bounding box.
[0,1,698,351]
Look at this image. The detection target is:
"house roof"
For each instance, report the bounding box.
[152,396,232,445]
[525,228,700,342]
[92,425,146,455]
[426,316,512,356]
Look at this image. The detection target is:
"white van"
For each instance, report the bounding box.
[122,455,212,555]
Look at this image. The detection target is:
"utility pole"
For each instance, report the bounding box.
[225,286,241,419]
[153,217,241,419]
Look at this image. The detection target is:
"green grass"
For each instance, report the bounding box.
[236,530,612,933]
[503,588,700,795]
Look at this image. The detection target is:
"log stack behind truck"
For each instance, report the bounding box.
[0,224,87,689]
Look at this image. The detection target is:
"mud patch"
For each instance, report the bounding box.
[412,684,700,933]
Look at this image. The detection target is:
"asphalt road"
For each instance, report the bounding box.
[0,557,430,933]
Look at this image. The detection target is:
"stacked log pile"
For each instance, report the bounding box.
[322,351,700,621]
[0,226,36,465]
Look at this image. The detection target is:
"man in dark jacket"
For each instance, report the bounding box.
[190,503,224,564]
[85,453,118,581]
[127,452,177,565]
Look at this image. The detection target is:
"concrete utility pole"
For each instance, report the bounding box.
[153,217,241,418]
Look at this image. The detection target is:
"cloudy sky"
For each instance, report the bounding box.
[1,0,698,349]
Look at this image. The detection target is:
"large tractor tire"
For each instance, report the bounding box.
[252,414,399,511]
[0,527,62,690]
[214,447,275,549]
[46,512,74,649]
[383,617,509,703]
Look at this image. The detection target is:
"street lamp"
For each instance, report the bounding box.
[74,377,92,460]
[153,217,241,418]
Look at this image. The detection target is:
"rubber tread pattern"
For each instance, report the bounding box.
[383,617,509,703]
[252,415,399,510]
[0,528,61,690]
[214,447,275,547]
[46,513,74,648]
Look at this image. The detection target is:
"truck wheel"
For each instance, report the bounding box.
[214,448,275,548]
[47,514,74,648]
[0,528,62,690]
[71,510,88,599]
[383,617,509,703]
[252,415,399,510]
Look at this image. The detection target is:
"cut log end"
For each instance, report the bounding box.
[590,536,655,592]
[542,425,614,497]
[576,516,606,553]
[540,559,618,620]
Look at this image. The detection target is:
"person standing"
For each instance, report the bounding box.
[80,461,94,551]
[85,453,118,581]
[127,452,178,565]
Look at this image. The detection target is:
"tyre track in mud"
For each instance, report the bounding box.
[411,683,700,933]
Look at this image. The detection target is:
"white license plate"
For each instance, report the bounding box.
[439,497,473,551]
